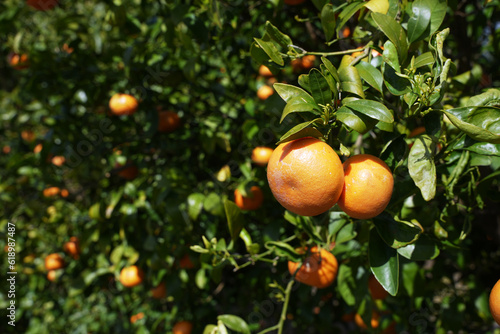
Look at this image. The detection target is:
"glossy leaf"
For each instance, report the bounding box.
[364,0,389,14]
[408,135,436,201]
[321,4,336,42]
[454,136,500,157]
[298,74,310,92]
[309,68,332,106]
[372,12,408,64]
[328,211,349,242]
[336,2,366,36]
[344,99,394,123]
[224,199,245,242]
[397,234,440,261]
[336,223,357,244]
[337,262,368,306]
[383,64,411,96]
[277,122,324,145]
[373,213,423,249]
[465,88,500,107]
[265,21,292,49]
[382,40,400,73]
[337,106,378,134]
[218,315,251,334]
[321,56,340,82]
[253,37,284,66]
[281,96,320,123]
[428,0,448,34]
[265,241,301,262]
[413,51,435,69]
[338,59,365,98]
[380,135,408,171]
[250,42,271,65]
[443,107,500,144]
[369,228,399,296]
[320,65,339,98]
[355,61,384,93]
[187,193,205,221]
[274,83,316,104]
[407,0,431,44]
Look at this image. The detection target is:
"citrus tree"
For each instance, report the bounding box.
[0,0,499,333]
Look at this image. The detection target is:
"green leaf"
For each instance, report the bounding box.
[309,68,332,106]
[465,88,500,107]
[265,241,301,262]
[454,136,500,157]
[413,51,435,69]
[336,223,357,244]
[428,0,447,35]
[321,4,336,42]
[401,261,419,297]
[336,2,366,36]
[408,135,436,201]
[337,106,378,134]
[195,268,208,289]
[337,263,368,306]
[277,119,324,145]
[338,59,365,98]
[371,12,408,64]
[383,64,411,96]
[443,107,500,144]
[380,135,408,171]
[254,37,284,66]
[217,315,251,334]
[204,192,225,216]
[369,228,399,296]
[280,96,320,123]
[407,0,431,44]
[321,56,340,82]
[328,211,349,242]
[187,193,205,221]
[397,234,440,260]
[250,42,271,65]
[265,21,292,49]
[364,0,389,14]
[382,40,400,73]
[344,99,394,123]
[224,199,245,242]
[355,61,384,93]
[298,74,310,92]
[274,83,316,104]
[106,189,123,218]
[373,213,423,249]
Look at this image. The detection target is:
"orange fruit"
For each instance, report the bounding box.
[258,65,273,77]
[257,85,274,100]
[47,270,57,282]
[158,110,181,133]
[130,312,144,324]
[151,282,167,299]
[342,26,351,38]
[251,147,274,166]
[234,186,264,211]
[62,43,74,54]
[45,253,65,270]
[63,237,80,260]
[172,320,193,334]
[179,254,195,269]
[368,274,388,300]
[337,154,393,219]
[119,265,144,288]
[267,137,344,216]
[8,52,29,69]
[354,311,380,330]
[26,0,58,10]
[21,130,35,142]
[116,164,139,180]
[60,189,69,198]
[43,187,61,197]
[284,0,306,5]
[109,93,138,116]
[490,278,500,325]
[2,146,11,154]
[288,246,338,288]
[51,155,66,166]
[409,126,426,138]
[33,143,43,154]
[301,55,316,70]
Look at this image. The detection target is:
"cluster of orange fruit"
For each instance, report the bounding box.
[44,237,80,282]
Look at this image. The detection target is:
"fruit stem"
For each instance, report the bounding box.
[256,279,294,334]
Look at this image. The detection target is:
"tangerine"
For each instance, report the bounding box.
[258,65,273,77]
[234,186,264,211]
[109,93,138,116]
[369,274,388,300]
[288,246,338,288]
[45,253,65,270]
[490,278,500,325]
[257,85,274,100]
[251,147,274,166]
[151,282,167,299]
[158,110,181,133]
[354,311,380,330]
[119,265,144,288]
[172,320,193,334]
[63,237,80,260]
[26,0,58,10]
[8,52,29,69]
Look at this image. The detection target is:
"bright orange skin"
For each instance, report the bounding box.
[47,270,57,282]
[409,126,426,138]
[21,130,35,142]
[63,237,80,260]
[119,265,144,288]
[60,189,69,198]
[342,27,351,38]
[234,186,264,211]
[130,312,144,324]
[26,0,58,10]
[490,279,500,325]
[301,55,316,70]
[33,143,43,154]
[8,52,29,69]
[151,282,167,299]
[43,187,61,197]
[257,85,274,100]
[251,147,274,166]
[288,246,338,288]
[354,311,380,330]
[51,155,65,166]
[3,146,11,154]
[258,65,273,77]
[45,253,65,270]
[158,110,181,133]
[369,274,388,300]
[337,154,393,220]
[109,94,138,116]
[172,321,193,334]
[284,0,306,5]
[267,137,344,217]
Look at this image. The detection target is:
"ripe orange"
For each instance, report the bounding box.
[26,0,58,10]
[119,265,144,288]
[158,110,181,133]
[51,155,65,166]
[354,311,380,330]
[337,154,393,220]
[342,27,351,38]
[43,187,61,197]
[234,186,264,211]
[8,52,29,69]
[151,282,167,299]
[284,0,306,5]
[21,130,35,142]
[47,270,57,282]
[33,143,43,154]
[409,126,426,138]
[490,279,500,325]
[172,320,193,334]
[63,237,80,260]
[116,164,139,180]
[369,274,388,300]
[301,55,316,70]
[179,254,195,269]
[288,246,338,288]
[267,137,344,216]
[45,253,65,270]
[60,189,69,198]
[109,93,138,116]
[130,312,144,324]
[2,146,11,154]
[257,85,274,100]
[258,65,273,77]
[62,43,74,54]
[251,146,274,166]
